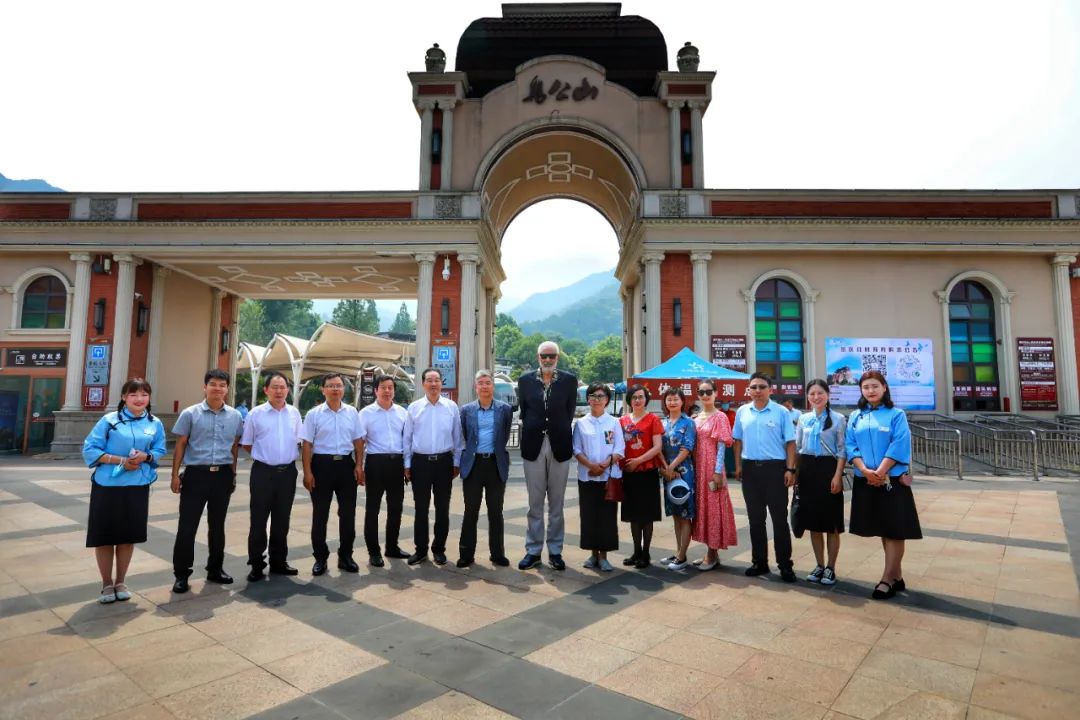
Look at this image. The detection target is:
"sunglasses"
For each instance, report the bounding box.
[748,384,769,391]
[539,353,558,359]
[697,389,713,396]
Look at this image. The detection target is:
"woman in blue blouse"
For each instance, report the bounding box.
[82,378,167,604]
[844,371,921,600]
[658,387,696,571]
[795,379,847,585]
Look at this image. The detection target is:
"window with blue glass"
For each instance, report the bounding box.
[20,275,67,330]
[754,279,804,395]
[949,280,1000,411]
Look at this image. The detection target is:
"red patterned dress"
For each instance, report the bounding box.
[691,411,738,549]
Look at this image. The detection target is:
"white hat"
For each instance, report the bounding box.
[665,477,692,506]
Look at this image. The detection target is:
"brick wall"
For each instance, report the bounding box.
[660,253,694,362]
[218,294,234,372]
[127,262,154,380]
[429,255,462,401]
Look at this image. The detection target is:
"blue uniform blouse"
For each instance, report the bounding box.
[844,405,911,477]
[82,408,168,486]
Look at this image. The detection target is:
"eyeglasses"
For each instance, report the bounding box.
[539,353,557,360]
[588,393,607,400]
[748,384,769,391]
[697,389,713,396]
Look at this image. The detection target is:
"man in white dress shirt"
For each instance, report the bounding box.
[357,374,412,567]
[301,373,365,576]
[241,371,303,582]
[405,368,462,566]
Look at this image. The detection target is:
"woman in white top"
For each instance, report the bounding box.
[572,382,625,572]
[794,379,847,585]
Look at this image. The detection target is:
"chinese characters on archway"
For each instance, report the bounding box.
[523,76,599,104]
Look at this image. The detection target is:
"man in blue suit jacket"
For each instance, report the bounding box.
[457,369,514,568]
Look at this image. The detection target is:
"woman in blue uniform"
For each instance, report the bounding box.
[845,370,921,600]
[82,378,167,604]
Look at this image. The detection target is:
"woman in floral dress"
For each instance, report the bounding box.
[659,387,696,570]
[691,380,738,570]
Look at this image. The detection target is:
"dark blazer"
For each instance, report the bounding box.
[517,370,577,462]
[460,399,514,482]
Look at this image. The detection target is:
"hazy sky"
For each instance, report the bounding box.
[2,1,1077,308]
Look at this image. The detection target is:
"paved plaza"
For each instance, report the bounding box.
[0,456,1078,720]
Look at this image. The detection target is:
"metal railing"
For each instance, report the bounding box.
[909,423,963,479]
[912,414,1039,479]
[972,414,1080,475]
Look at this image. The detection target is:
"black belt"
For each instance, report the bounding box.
[419,452,452,462]
[367,453,403,460]
[186,464,232,472]
[313,453,352,461]
[742,459,785,466]
[253,460,296,472]
[475,453,496,459]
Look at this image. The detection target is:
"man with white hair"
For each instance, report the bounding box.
[516,340,578,570]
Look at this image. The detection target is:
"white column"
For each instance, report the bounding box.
[108,254,138,406]
[61,253,92,411]
[1051,254,1079,414]
[485,288,497,370]
[227,294,240,406]
[207,289,224,372]
[997,291,1018,410]
[632,282,644,375]
[691,251,711,358]
[688,101,705,188]
[620,286,632,380]
[642,252,664,368]
[145,266,168,390]
[803,289,820,382]
[458,253,479,403]
[418,101,435,191]
[440,100,455,191]
[414,253,435,399]
[935,290,954,414]
[667,101,682,189]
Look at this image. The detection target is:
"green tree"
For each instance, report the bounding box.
[238,299,321,345]
[331,299,379,334]
[581,335,624,383]
[496,312,518,329]
[238,299,268,345]
[389,302,416,334]
[495,322,524,361]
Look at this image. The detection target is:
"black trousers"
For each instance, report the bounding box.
[247,460,298,569]
[411,452,453,554]
[741,460,793,570]
[364,454,405,555]
[310,454,357,562]
[173,466,233,579]
[459,456,505,560]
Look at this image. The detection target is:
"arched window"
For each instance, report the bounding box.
[20,275,67,329]
[949,280,1000,411]
[754,278,804,396]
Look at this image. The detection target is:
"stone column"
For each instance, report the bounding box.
[61,253,92,411]
[803,288,820,382]
[418,100,435,191]
[227,294,240,406]
[440,100,456,191]
[691,251,711,358]
[1051,254,1079,414]
[642,252,664,369]
[485,288,497,370]
[688,101,705,188]
[935,290,954,414]
[458,253,479,403]
[108,254,138,406]
[997,290,1018,409]
[414,253,435,399]
[145,266,169,391]
[207,289,224,373]
[667,101,682,190]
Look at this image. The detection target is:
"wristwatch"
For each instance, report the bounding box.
[785,467,797,473]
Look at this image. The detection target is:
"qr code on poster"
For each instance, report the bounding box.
[861,354,887,376]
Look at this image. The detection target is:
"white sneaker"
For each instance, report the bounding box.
[806,565,825,583]
[821,567,837,585]
[696,559,718,571]
[667,558,688,571]
[659,555,676,565]
[599,559,613,572]
[583,556,599,569]
[113,583,132,601]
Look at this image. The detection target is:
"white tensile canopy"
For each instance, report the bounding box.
[237,323,416,406]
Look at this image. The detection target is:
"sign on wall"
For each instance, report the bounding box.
[1017,337,1058,411]
[825,338,935,410]
[83,343,110,386]
[4,348,67,369]
[710,335,747,373]
[431,342,457,390]
[359,368,376,408]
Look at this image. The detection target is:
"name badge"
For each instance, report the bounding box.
[878,427,890,433]
[144,427,156,435]
[766,421,776,428]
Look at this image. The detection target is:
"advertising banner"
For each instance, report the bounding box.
[825,337,935,410]
[709,335,747,373]
[1017,337,1058,411]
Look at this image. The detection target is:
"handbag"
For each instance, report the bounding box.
[604,456,624,502]
[789,484,805,539]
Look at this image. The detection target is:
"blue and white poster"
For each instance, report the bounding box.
[825,338,935,410]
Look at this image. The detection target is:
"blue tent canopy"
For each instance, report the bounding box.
[633,347,751,380]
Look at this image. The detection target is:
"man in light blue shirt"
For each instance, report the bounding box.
[732,372,797,582]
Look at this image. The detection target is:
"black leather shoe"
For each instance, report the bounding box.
[172,577,189,594]
[634,553,651,569]
[549,554,566,571]
[269,563,299,576]
[623,552,640,566]
[407,552,427,565]
[433,552,447,565]
[312,561,327,576]
[337,557,360,573]
[247,569,265,582]
[745,563,770,577]
[456,557,474,568]
[780,568,797,583]
[489,555,510,567]
[384,548,411,559]
[369,554,385,568]
[518,553,541,570]
[207,569,233,584]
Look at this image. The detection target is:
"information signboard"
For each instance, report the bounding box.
[824,337,935,410]
[1017,337,1058,411]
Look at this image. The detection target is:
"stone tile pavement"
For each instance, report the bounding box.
[0,456,1078,719]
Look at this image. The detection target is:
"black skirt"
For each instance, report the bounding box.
[849,476,922,540]
[796,455,845,534]
[620,468,661,523]
[579,481,619,551]
[86,481,151,547]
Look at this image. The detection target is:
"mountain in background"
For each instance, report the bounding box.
[0,172,63,192]
[519,284,622,344]
[505,269,617,323]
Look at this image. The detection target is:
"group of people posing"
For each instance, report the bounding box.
[81,340,919,606]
